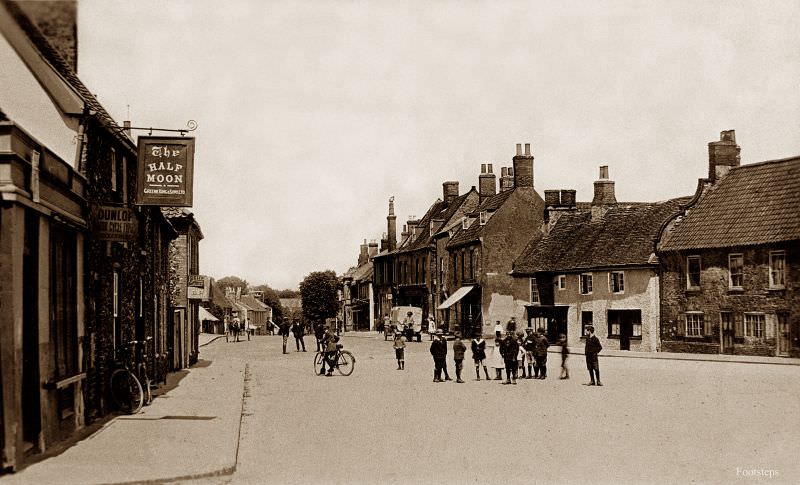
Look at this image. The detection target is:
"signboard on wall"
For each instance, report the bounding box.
[188,275,210,300]
[135,136,195,206]
[89,205,138,241]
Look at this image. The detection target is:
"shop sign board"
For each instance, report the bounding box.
[136,136,195,206]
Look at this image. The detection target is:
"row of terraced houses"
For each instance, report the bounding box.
[342,132,799,361]
[0,1,205,472]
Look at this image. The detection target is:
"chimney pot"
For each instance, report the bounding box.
[516,143,522,156]
[487,163,493,173]
[481,163,487,174]
[708,129,741,182]
[524,143,531,156]
[599,165,609,180]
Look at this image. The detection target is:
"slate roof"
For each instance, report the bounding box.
[447,189,516,248]
[396,199,446,253]
[5,1,134,149]
[659,157,800,251]
[513,198,688,274]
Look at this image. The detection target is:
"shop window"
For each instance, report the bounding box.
[769,251,785,288]
[686,256,701,289]
[50,225,78,379]
[728,254,743,289]
[580,273,593,295]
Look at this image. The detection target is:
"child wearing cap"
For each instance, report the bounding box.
[393,332,406,370]
[452,333,466,383]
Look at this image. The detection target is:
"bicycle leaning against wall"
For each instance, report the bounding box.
[110,337,153,414]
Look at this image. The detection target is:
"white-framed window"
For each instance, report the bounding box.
[557,275,566,290]
[686,255,701,289]
[686,312,703,337]
[744,313,765,338]
[579,273,593,295]
[461,217,469,230]
[609,271,624,293]
[728,253,743,289]
[530,278,540,305]
[769,251,785,288]
[479,211,488,225]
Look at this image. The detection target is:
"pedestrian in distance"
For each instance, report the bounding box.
[430,330,451,382]
[232,317,241,342]
[452,333,466,383]
[534,327,549,379]
[584,325,603,386]
[292,320,306,352]
[402,311,415,343]
[489,335,505,380]
[428,315,436,340]
[224,316,230,343]
[245,319,252,340]
[279,319,291,354]
[471,334,491,380]
[393,332,406,370]
[507,316,517,333]
[558,333,569,379]
[516,331,526,378]
[494,320,503,339]
[523,328,536,379]
[501,332,520,384]
[314,322,325,352]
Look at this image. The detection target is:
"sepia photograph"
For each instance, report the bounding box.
[0,0,798,483]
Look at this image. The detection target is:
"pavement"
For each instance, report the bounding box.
[3,331,798,485]
[2,340,247,485]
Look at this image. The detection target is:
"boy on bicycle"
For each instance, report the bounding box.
[319,327,339,376]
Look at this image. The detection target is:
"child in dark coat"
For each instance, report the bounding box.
[452,334,466,383]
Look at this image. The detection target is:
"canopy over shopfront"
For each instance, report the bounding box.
[437,286,475,310]
[198,307,219,321]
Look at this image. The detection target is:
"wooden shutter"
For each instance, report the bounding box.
[703,314,711,336]
[734,313,743,337]
[765,314,776,339]
[676,316,685,337]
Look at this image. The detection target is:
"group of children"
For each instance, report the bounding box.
[392,323,603,386]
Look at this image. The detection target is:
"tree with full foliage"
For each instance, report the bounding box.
[277,288,300,299]
[216,275,248,294]
[299,270,339,325]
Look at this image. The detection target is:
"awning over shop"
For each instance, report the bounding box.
[199,307,219,321]
[437,286,475,310]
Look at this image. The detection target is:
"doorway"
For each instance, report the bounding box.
[608,310,641,351]
[22,211,41,453]
[720,312,734,354]
[777,313,790,357]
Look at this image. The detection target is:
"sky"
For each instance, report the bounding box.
[77,0,800,291]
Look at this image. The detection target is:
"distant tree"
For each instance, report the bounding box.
[250,284,284,323]
[299,270,339,325]
[277,288,300,299]
[216,276,248,294]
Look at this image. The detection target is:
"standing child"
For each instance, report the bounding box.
[535,327,550,379]
[523,328,536,379]
[393,333,406,370]
[489,335,505,380]
[584,325,603,386]
[559,333,569,379]
[516,331,526,378]
[471,335,491,380]
[452,333,466,383]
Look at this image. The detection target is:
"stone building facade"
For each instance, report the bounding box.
[657,132,799,357]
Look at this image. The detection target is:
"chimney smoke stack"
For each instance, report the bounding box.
[512,143,534,188]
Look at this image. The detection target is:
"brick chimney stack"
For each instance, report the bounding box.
[358,239,369,266]
[367,240,379,258]
[592,165,617,205]
[708,130,740,183]
[16,1,78,72]
[512,143,534,188]
[499,167,515,192]
[387,197,397,251]
[479,163,497,201]
[443,181,459,204]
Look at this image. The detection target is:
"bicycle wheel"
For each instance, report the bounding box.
[110,369,144,414]
[313,352,325,375]
[336,351,355,376]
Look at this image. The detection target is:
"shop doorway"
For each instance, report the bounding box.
[777,313,790,357]
[22,212,41,454]
[720,312,734,354]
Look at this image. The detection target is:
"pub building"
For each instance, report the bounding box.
[0,2,182,472]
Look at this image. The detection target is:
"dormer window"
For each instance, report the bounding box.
[479,211,488,225]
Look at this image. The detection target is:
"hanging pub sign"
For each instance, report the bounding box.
[135,136,195,206]
[89,205,138,241]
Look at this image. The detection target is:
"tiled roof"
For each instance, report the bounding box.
[240,294,269,311]
[447,189,516,248]
[351,261,373,282]
[161,207,193,219]
[398,190,476,254]
[659,157,800,251]
[5,1,134,149]
[514,198,688,274]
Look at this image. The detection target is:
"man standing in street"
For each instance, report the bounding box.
[452,333,466,383]
[534,327,549,379]
[430,330,450,382]
[584,325,603,386]
[314,322,325,351]
[501,331,519,385]
[279,319,291,354]
[292,320,306,352]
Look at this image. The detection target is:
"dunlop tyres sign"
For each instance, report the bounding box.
[89,205,138,241]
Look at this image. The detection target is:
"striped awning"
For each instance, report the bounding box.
[437,286,475,310]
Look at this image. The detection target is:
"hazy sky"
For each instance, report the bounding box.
[77,0,800,290]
